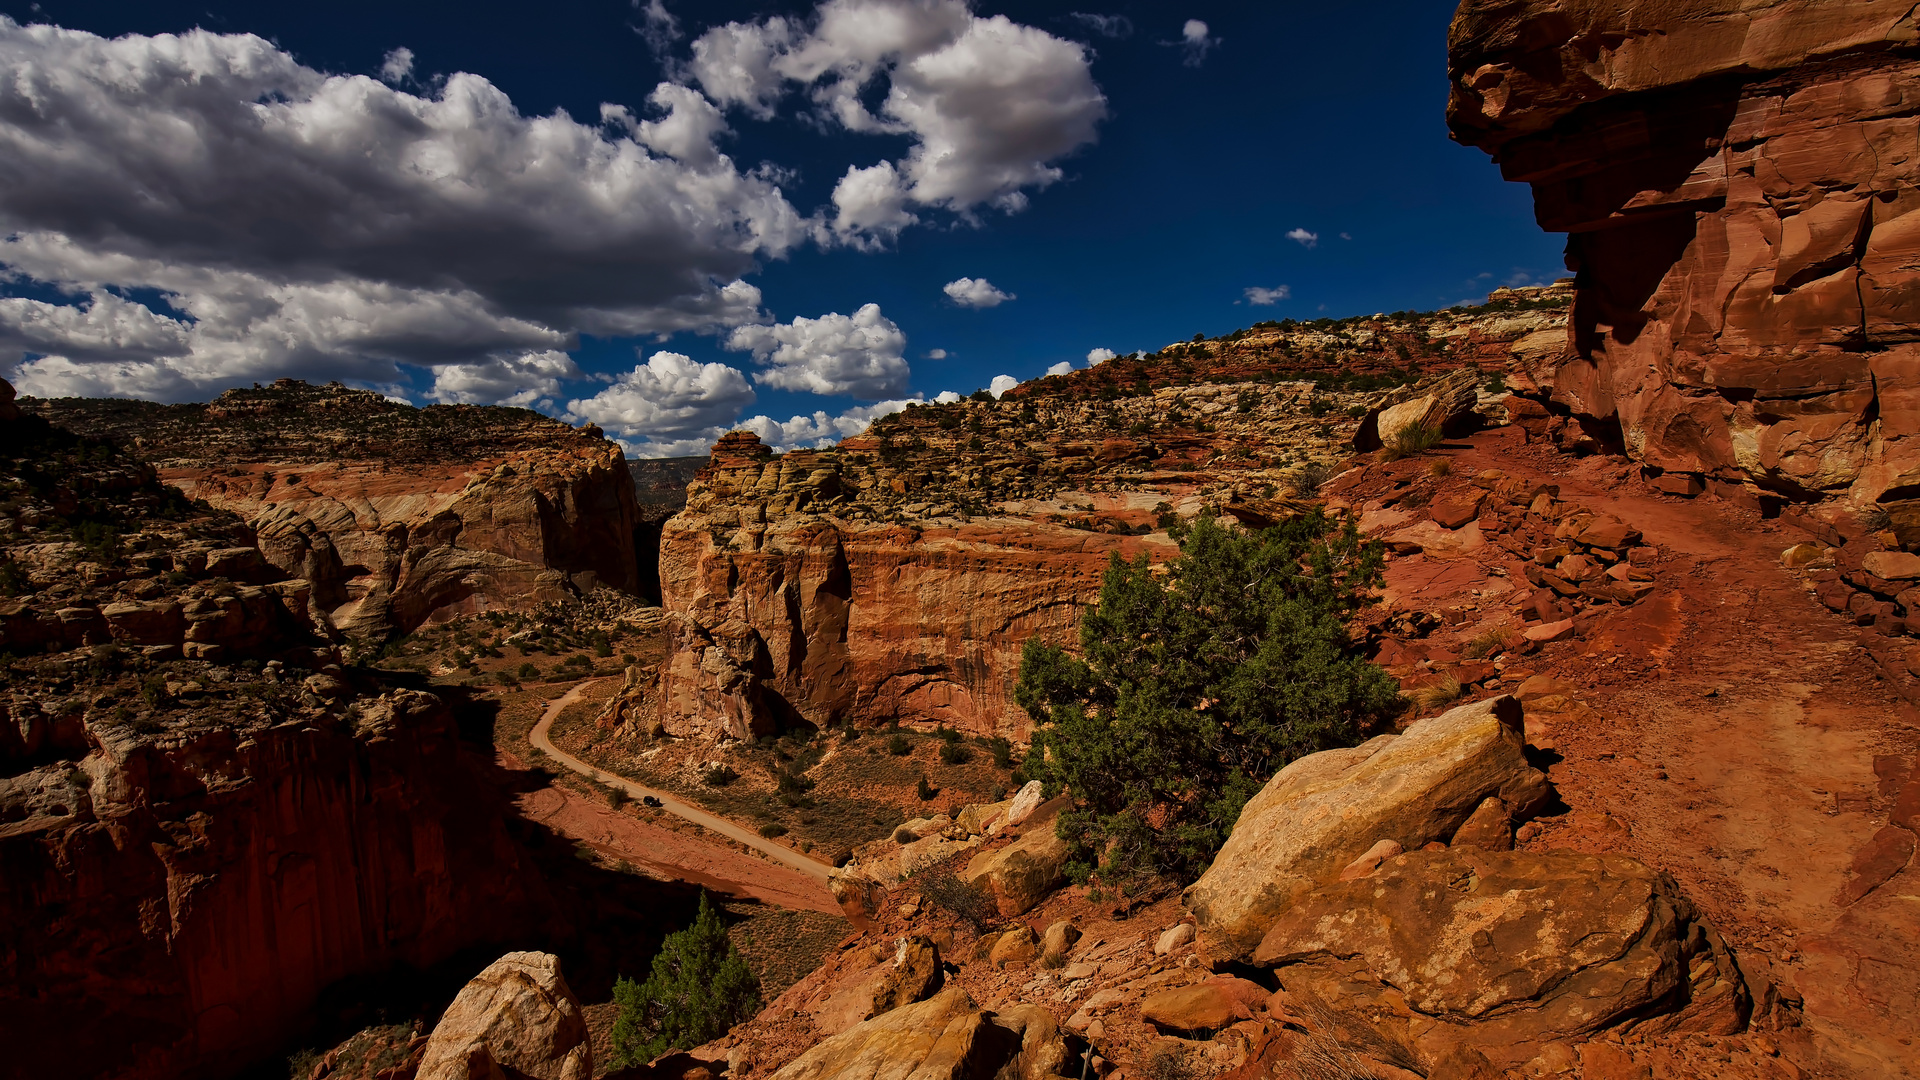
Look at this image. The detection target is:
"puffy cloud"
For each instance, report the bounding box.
[1067,13,1132,38]
[690,0,1107,248]
[1244,285,1291,305]
[741,396,919,451]
[379,46,414,84]
[725,303,910,397]
[1085,347,1116,365]
[0,20,802,399]
[942,277,1014,309]
[932,389,961,403]
[828,161,918,249]
[565,350,757,452]
[926,348,948,360]
[988,374,1019,399]
[1045,361,1072,376]
[1287,228,1319,248]
[0,291,191,364]
[1173,19,1220,66]
[429,350,582,406]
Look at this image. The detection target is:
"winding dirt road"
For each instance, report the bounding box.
[525,680,839,906]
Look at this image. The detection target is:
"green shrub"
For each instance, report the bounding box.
[702,764,738,787]
[758,822,787,838]
[938,741,971,766]
[916,775,937,801]
[1015,510,1398,887]
[986,736,1014,769]
[609,892,760,1067]
[886,733,911,756]
[914,869,997,933]
[517,661,541,680]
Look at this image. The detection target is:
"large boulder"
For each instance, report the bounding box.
[1253,848,1750,1066]
[1354,368,1482,452]
[1184,696,1549,960]
[770,988,1068,1080]
[416,952,591,1080]
[965,797,1073,915]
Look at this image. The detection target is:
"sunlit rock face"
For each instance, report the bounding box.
[1448,0,1920,508]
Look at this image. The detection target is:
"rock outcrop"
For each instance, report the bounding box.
[1184,695,1551,960]
[770,988,1071,1080]
[1448,1,1920,511]
[1255,847,1750,1066]
[24,380,640,642]
[416,952,591,1080]
[0,389,552,1080]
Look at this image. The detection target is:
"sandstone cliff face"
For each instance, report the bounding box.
[0,386,551,1080]
[1448,1,1920,510]
[648,293,1565,742]
[25,381,640,642]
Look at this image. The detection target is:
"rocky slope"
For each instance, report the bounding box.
[23,381,641,644]
[1447,0,1920,517]
[0,379,556,1080]
[632,295,1566,742]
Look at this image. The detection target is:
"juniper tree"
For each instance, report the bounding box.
[609,891,760,1067]
[1015,509,1399,886]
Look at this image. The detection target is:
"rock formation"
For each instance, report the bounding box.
[1447,0,1920,516]
[416,952,591,1080]
[638,298,1567,741]
[0,384,551,1079]
[24,380,640,642]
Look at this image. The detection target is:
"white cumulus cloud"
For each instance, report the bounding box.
[379,46,414,85]
[565,350,758,453]
[741,396,920,451]
[431,349,583,407]
[1085,347,1116,365]
[1244,286,1291,305]
[725,303,910,398]
[988,374,1019,399]
[1287,228,1319,248]
[689,0,1107,249]
[926,348,948,360]
[942,277,1014,309]
[0,20,800,400]
[1045,361,1072,377]
[1173,19,1220,66]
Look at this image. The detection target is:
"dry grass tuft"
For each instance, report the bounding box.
[1405,673,1462,711]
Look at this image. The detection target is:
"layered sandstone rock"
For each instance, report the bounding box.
[25,380,640,641]
[1448,1,1920,510]
[1184,695,1552,961]
[417,952,591,1080]
[770,988,1071,1080]
[1255,848,1750,1067]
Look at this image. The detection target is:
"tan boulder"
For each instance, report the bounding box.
[1154,922,1195,956]
[1252,848,1747,1065]
[1138,976,1269,1035]
[1450,796,1514,851]
[1040,920,1081,962]
[989,926,1038,967]
[1184,696,1550,961]
[965,799,1072,915]
[771,988,1061,1080]
[1005,779,1047,825]
[415,952,590,1080]
[1863,550,1920,581]
[870,936,943,1017]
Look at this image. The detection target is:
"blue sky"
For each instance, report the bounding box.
[0,0,1563,454]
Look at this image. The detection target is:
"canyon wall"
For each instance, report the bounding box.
[1447,0,1920,514]
[24,381,641,641]
[0,383,553,1079]
[0,691,549,1080]
[648,298,1566,740]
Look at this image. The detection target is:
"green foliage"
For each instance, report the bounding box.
[702,763,738,787]
[1015,510,1399,886]
[986,736,1014,769]
[758,822,787,837]
[916,775,937,801]
[886,733,911,756]
[71,520,120,563]
[610,892,760,1067]
[516,661,541,680]
[939,741,971,766]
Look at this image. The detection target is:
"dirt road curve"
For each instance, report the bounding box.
[529,681,839,895]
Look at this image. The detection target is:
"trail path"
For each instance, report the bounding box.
[523,680,839,909]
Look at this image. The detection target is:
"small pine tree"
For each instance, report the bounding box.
[609,892,760,1068]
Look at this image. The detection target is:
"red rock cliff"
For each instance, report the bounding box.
[25,381,641,641]
[1447,0,1920,514]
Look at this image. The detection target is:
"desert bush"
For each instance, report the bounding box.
[702,763,738,787]
[516,661,540,680]
[1428,458,1451,477]
[916,775,937,801]
[1288,462,1335,498]
[1405,673,1462,711]
[606,786,630,809]
[758,822,787,838]
[886,733,912,756]
[939,741,972,766]
[1016,510,1397,886]
[986,736,1014,769]
[610,892,760,1067]
[1381,422,1442,461]
[915,868,997,933]
[1461,626,1512,660]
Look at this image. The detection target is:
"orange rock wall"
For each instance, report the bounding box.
[1448,0,1920,504]
[0,693,548,1080]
